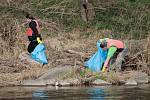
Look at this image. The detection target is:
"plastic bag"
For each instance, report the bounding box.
[31,43,48,64]
[84,41,107,72]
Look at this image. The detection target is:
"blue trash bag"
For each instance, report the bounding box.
[31,43,48,64]
[84,41,107,72]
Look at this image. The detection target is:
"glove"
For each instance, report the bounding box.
[101,67,107,73]
[37,37,43,44]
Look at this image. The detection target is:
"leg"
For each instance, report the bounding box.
[109,58,116,71]
[114,48,128,71]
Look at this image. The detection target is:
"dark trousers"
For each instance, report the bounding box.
[109,48,128,71]
[27,40,39,53]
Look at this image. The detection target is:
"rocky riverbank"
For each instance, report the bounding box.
[21,62,149,86]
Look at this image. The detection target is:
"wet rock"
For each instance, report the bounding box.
[125,79,137,86]
[21,79,46,86]
[92,79,112,86]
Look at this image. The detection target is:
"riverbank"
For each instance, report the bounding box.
[0,31,150,87]
[21,68,149,86]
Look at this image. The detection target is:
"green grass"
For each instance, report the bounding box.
[0,0,150,39]
[91,0,150,39]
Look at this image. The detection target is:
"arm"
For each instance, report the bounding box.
[29,21,42,43]
[29,21,41,37]
[102,46,117,72]
[33,20,40,33]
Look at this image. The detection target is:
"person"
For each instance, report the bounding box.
[25,13,42,53]
[84,40,108,72]
[25,13,48,64]
[100,38,127,72]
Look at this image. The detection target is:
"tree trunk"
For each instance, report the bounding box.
[80,0,95,22]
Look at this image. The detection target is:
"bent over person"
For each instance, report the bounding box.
[99,38,127,72]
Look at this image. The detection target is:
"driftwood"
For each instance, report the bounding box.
[66,49,90,58]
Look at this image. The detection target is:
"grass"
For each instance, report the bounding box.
[1,0,150,39]
[91,0,150,39]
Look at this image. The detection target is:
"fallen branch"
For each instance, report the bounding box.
[66,50,90,58]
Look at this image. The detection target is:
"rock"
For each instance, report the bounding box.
[59,81,71,86]
[46,79,56,85]
[125,79,137,86]
[39,65,73,80]
[133,72,149,84]
[118,71,149,85]
[92,79,112,86]
[69,79,81,85]
[47,80,71,86]
[46,78,80,86]
[21,79,46,86]
[60,79,81,86]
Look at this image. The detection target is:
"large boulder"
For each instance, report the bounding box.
[39,65,74,80]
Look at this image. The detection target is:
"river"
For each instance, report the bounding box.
[0,85,150,100]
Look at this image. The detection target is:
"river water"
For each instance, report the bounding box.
[0,85,150,100]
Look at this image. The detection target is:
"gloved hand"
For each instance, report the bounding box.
[37,37,43,44]
[101,67,107,72]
